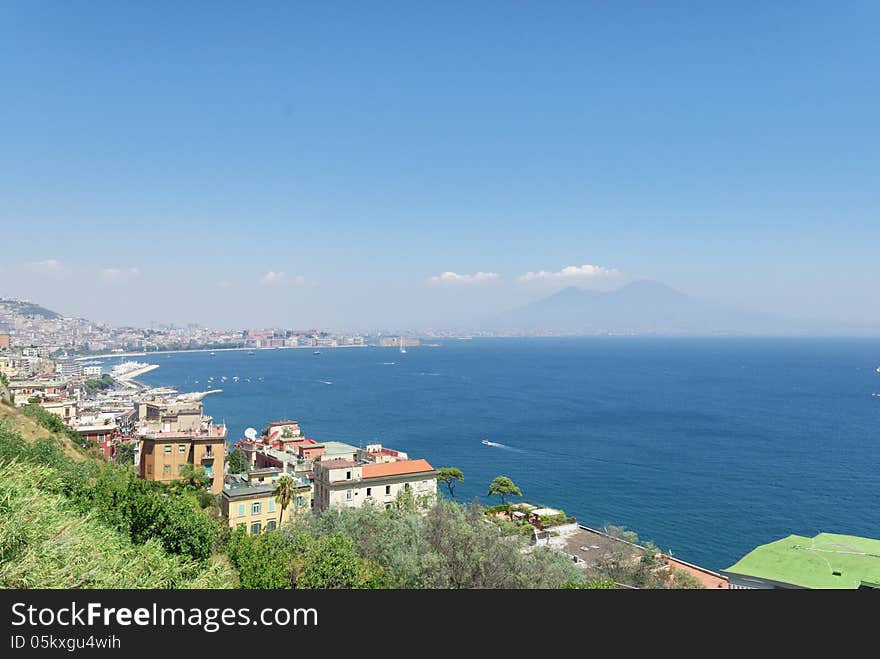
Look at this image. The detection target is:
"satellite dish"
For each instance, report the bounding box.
[244,427,257,441]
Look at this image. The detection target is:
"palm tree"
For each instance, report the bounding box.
[273,475,295,528]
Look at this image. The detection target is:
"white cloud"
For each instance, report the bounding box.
[428,271,500,285]
[28,259,63,273]
[259,271,306,286]
[518,264,622,283]
[100,267,141,282]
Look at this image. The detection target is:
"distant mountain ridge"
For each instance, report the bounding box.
[489,280,835,335]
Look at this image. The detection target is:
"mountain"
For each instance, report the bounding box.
[489,280,814,335]
[0,298,61,320]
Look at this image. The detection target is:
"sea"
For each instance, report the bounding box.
[128,337,880,571]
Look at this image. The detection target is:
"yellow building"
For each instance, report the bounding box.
[221,469,313,535]
[139,425,227,494]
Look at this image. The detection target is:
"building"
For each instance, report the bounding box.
[359,443,408,463]
[264,420,303,443]
[136,399,204,435]
[313,458,437,513]
[139,420,227,494]
[221,469,312,535]
[8,379,64,406]
[0,334,9,350]
[319,440,360,462]
[39,399,78,426]
[721,533,880,589]
[55,356,82,378]
[82,365,103,377]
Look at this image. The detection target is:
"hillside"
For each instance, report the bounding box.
[0,297,61,319]
[0,401,87,461]
[0,411,238,588]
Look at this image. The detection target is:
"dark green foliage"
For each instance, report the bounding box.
[115,441,135,465]
[227,528,296,589]
[88,468,222,562]
[487,475,522,504]
[288,499,586,589]
[84,374,114,395]
[226,445,249,474]
[437,466,464,500]
[291,532,385,589]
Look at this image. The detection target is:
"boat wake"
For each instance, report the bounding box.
[317,380,333,385]
[381,362,396,365]
[481,440,523,452]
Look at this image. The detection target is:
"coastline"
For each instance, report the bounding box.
[76,344,370,361]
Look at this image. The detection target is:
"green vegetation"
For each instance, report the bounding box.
[84,373,114,395]
[20,403,93,450]
[273,475,295,527]
[227,527,295,589]
[0,419,235,588]
[589,525,704,589]
[437,466,464,500]
[226,445,249,474]
[115,441,135,465]
[487,475,522,504]
[285,499,586,588]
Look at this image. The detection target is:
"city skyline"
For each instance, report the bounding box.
[3,3,879,331]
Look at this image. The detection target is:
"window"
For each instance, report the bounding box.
[268,499,276,513]
[164,445,172,454]
[266,521,277,531]
[178,464,185,474]
[251,502,262,515]
[366,487,372,497]
[385,485,391,495]
[251,522,261,535]
[163,465,171,475]
[346,489,353,501]
[237,503,245,517]
[295,495,305,508]
[346,471,351,480]
[178,444,186,454]
[385,503,391,510]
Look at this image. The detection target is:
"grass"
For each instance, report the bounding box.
[0,461,237,588]
[0,402,87,460]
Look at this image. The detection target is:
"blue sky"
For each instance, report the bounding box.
[1,2,878,330]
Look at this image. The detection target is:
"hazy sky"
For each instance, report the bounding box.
[2,2,878,331]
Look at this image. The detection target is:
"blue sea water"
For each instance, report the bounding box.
[131,337,880,571]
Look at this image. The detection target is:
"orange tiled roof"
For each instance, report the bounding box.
[362,459,434,479]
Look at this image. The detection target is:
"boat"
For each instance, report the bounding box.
[210,351,216,356]
[313,351,321,355]
[400,338,407,354]
[247,350,255,355]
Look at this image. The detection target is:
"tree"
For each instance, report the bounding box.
[227,527,295,589]
[115,442,135,465]
[487,475,521,505]
[293,532,385,589]
[227,445,249,474]
[437,467,464,500]
[171,463,209,492]
[273,475,295,527]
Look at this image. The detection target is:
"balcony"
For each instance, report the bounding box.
[201,450,215,461]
